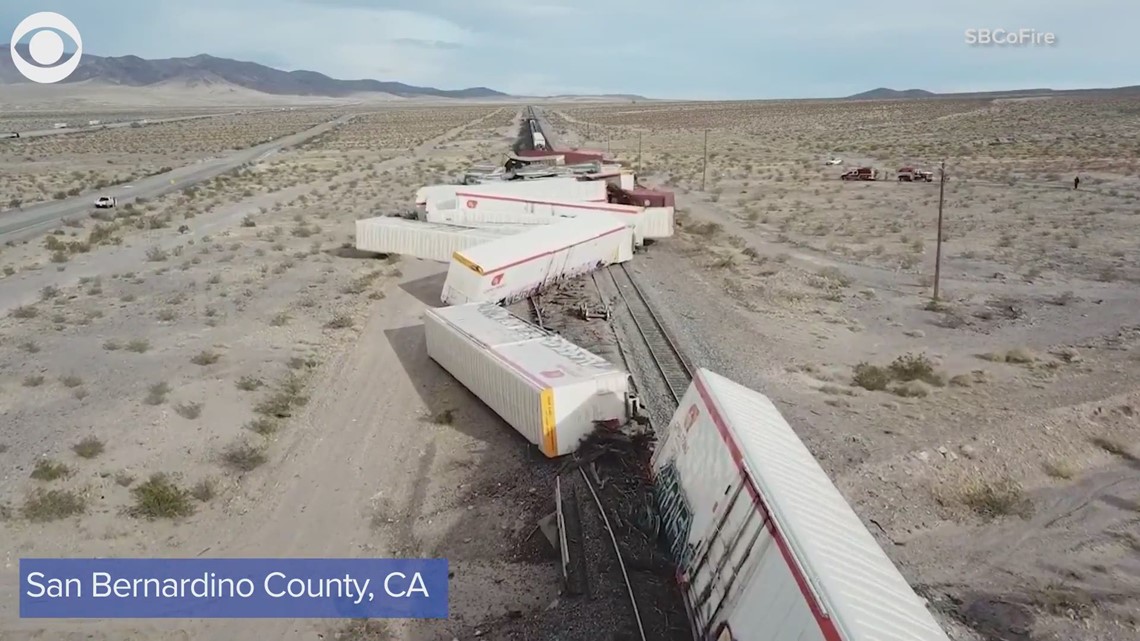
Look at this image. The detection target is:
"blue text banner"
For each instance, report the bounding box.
[20,558,448,619]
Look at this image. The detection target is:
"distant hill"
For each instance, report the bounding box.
[847,88,936,100]
[0,44,508,99]
[847,85,1140,100]
[541,94,650,101]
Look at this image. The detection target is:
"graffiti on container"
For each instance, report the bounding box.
[477,303,546,339]
[491,273,504,286]
[540,335,614,371]
[654,458,696,570]
[681,403,699,454]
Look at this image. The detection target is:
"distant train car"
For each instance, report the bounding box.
[532,131,548,150]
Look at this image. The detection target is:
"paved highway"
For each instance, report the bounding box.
[9,112,241,139]
[3,107,336,140]
[0,114,353,244]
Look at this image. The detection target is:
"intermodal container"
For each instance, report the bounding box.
[416,177,605,211]
[424,302,631,457]
[454,192,652,244]
[354,217,525,263]
[441,215,634,306]
[624,187,676,208]
[653,368,953,641]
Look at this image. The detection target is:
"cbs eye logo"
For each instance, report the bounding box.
[10,12,83,84]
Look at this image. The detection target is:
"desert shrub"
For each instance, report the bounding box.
[852,362,890,391]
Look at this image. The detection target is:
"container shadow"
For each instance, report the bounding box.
[383,322,560,543]
[385,323,565,641]
[399,272,447,308]
[326,246,381,260]
[384,322,528,450]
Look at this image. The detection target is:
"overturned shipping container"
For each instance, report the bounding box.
[453,192,655,245]
[415,176,605,212]
[424,302,632,457]
[426,198,575,228]
[653,368,952,641]
[441,215,634,306]
[354,217,525,263]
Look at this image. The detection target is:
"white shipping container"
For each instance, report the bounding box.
[415,177,604,209]
[464,177,606,203]
[354,217,525,263]
[441,215,634,306]
[643,206,675,239]
[424,302,631,457]
[426,202,573,227]
[653,369,952,641]
[455,192,652,244]
[415,184,460,209]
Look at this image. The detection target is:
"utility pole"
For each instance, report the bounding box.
[637,131,642,172]
[932,160,946,302]
[701,129,709,191]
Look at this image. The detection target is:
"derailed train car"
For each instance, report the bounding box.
[451,192,652,246]
[426,199,575,228]
[654,369,952,641]
[353,217,526,263]
[441,215,635,306]
[415,176,606,215]
[424,302,635,457]
[452,192,673,243]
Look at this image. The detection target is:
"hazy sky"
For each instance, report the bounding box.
[3,0,1134,98]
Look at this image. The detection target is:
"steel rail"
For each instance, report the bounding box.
[607,263,694,405]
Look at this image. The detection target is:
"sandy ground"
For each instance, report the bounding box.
[0,102,610,640]
[544,99,1140,641]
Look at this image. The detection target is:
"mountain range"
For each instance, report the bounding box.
[0,44,507,99]
[3,46,1133,102]
[848,86,1140,100]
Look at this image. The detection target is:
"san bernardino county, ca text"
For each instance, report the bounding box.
[19,558,448,618]
[25,569,428,605]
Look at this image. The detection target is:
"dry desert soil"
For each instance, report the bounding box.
[1,94,1138,641]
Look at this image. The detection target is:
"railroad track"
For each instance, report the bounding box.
[517,118,650,641]
[527,294,545,329]
[606,263,694,405]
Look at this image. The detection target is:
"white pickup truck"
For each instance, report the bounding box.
[93,196,116,209]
